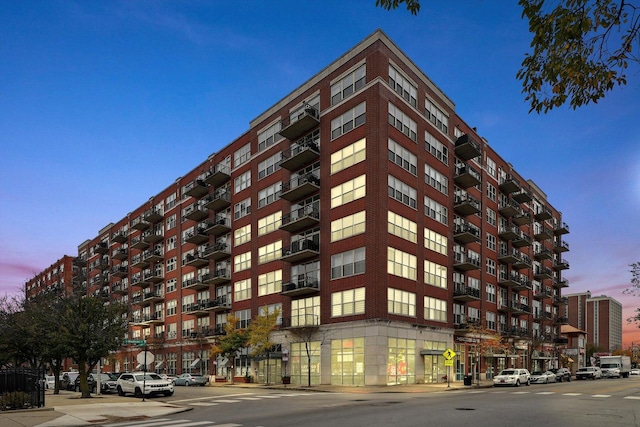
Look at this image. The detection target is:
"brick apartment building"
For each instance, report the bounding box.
[25,30,571,386]
[564,291,622,354]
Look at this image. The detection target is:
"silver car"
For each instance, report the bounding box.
[172,373,209,386]
[530,370,556,384]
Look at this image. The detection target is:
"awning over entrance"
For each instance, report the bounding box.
[190,358,201,368]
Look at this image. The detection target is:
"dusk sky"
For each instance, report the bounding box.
[1,1,639,347]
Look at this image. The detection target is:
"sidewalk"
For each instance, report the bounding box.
[0,380,493,427]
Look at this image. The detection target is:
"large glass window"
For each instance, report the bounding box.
[424,260,447,289]
[331,211,366,242]
[331,175,366,208]
[388,288,416,317]
[331,138,366,174]
[234,197,251,220]
[331,248,365,279]
[331,288,365,317]
[388,175,417,209]
[291,341,321,385]
[388,64,417,107]
[387,338,415,385]
[291,296,320,326]
[388,211,417,243]
[388,138,417,175]
[331,338,365,385]
[424,297,447,322]
[234,171,251,194]
[425,132,448,165]
[258,270,282,296]
[258,182,282,208]
[258,152,281,180]
[258,211,282,236]
[388,103,417,142]
[424,228,447,255]
[331,102,366,140]
[331,63,366,105]
[425,196,448,225]
[258,240,282,264]
[258,122,282,152]
[234,143,251,167]
[387,247,417,280]
[234,224,251,246]
[425,98,449,134]
[234,278,251,302]
[425,164,448,195]
[234,251,251,273]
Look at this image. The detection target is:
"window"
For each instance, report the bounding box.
[486,259,496,276]
[258,122,282,152]
[166,193,177,210]
[486,233,496,251]
[166,257,177,272]
[424,228,447,255]
[486,283,496,303]
[258,270,282,296]
[234,143,251,167]
[388,175,417,209]
[424,260,447,289]
[291,296,320,326]
[259,303,282,325]
[331,247,365,279]
[486,157,496,178]
[424,297,447,322]
[388,103,417,141]
[424,196,448,225]
[425,132,448,164]
[234,171,251,194]
[258,240,282,264]
[331,175,366,208]
[234,224,251,246]
[425,164,448,195]
[387,247,417,280]
[166,214,176,231]
[166,278,177,293]
[486,208,496,227]
[331,102,366,139]
[165,236,176,251]
[331,138,366,174]
[388,211,417,243]
[388,138,417,175]
[331,288,365,317]
[258,152,281,179]
[235,309,251,329]
[258,182,282,208]
[331,338,365,385]
[166,299,177,316]
[234,251,251,272]
[331,63,366,105]
[258,211,282,236]
[487,182,496,202]
[233,197,251,220]
[388,288,416,317]
[425,98,449,134]
[388,64,417,107]
[234,278,251,302]
[331,211,366,242]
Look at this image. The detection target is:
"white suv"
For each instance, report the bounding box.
[493,368,531,387]
[116,372,174,397]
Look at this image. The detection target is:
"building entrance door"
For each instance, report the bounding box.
[423,355,445,383]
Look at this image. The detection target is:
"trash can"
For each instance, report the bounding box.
[464,375,473,386]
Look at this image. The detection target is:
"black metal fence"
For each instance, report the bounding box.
[0,367,45,410]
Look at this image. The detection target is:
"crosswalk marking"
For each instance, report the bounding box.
[591,394,611,398]
[536,392,555,395]
[189,402,219,406]
[213,399,241,403]
[237,397,263,400]
[104,420,213,427]
[104,419,174,427]
[562,393,582,396]
[623,396,640,400]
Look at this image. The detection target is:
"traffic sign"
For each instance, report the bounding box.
[444,359,454,367]
[123,339,146,346]
[443,348,456,360]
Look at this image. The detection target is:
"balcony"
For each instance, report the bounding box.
[498,271,530,290]
[203,242,231,261]
[110,265,128,278]
[553,278,569,288]
[454,163,481,188]
[205,216,232,236]
[553,296,569,306]
[280,174,320,202]
[143,208,164,224]
[533,267,553,280]
[499,175,520,194]
[280,206,320,233]
[202,268,231,285]
[112,248,128,261]
[131,314,164,326]
[281,314,320,328]
[555,317,569,325]
[512,189,532,204]
[512,254,532,270]
[206,295,232,312]
[111,282,128,295]
[182,303,210,317]
[554,221,570,235]
[498,198,521,217]
[498,248,521,264]
[281,239,320,263]
[280,135,320,171]
[533,289,552,300]
[131,216,150,231]
[203,190,231,211]
[535,207,553,221]
[93,242,108,254]
[453,221,481,244]
[183,179,209,199]
[142,290,164,304]
[453,285,481,302]
[512,212,532,226]
[143,270,164,283]
[498,224,520,241]
[453,252,481,271]
[534,247,553,261]
[73,257,86,267]
[512,232,532,248]
[454,134,481,161]
[130,255,149,269]
[204,163,231,188]
[534,226,553,240]
[183,252,209,269]
[130,235,149,250]
[278,103,320,140]
[554,240,570,253]
[553,259,570,271]
[143,249,163,264]
[112,230,128,243]
[184,227,209,245]
[181,276,209,291]
[453,193,481,216]
[145,231,164,244]
[184,204,209,222]
[281,276,320,297]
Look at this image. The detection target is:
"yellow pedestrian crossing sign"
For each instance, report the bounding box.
[443,348,456,360]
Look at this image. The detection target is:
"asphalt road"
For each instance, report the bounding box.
[112,376,640,427]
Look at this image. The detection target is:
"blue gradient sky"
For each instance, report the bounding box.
[1,1,639,346]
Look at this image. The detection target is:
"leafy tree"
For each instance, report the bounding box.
[247,308,281,384]
[623,262,640,326]
[210,314,249,384]
[375,0,640,113]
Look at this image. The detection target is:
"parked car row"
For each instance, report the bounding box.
[493,367,576,387]
[55,371,209,394]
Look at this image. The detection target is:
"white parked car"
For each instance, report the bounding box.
[530,370,556,384]
[630,368,640,376]
[116,372,174,397]
[493,368,530,387]
[575,366,602,380]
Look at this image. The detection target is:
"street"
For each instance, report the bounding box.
[102,376,640,427]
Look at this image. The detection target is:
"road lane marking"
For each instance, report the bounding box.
[536,392,555,395]
[562,393,582,396]
[591,395,611,398]
[623,396,640,400]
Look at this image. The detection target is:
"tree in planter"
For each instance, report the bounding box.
[247,307,281,384]
[210,314,249,384]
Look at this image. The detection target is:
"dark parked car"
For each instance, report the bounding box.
[61,372,80,391]
[74,373,119,393]
[551,368,572,382]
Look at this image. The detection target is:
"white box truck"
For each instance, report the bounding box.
[599,355,631,378]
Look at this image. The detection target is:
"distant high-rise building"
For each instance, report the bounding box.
[25,30,570,386]
[564,291,622,353]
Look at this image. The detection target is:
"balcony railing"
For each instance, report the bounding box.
[280,206,320,233]
[281,238,320,263]
[454,163,481,188]
[278,103,320,140]
[280,174,320,202]
[454,134,481,161]
[281,276,320,297]
[280,134,320,171]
